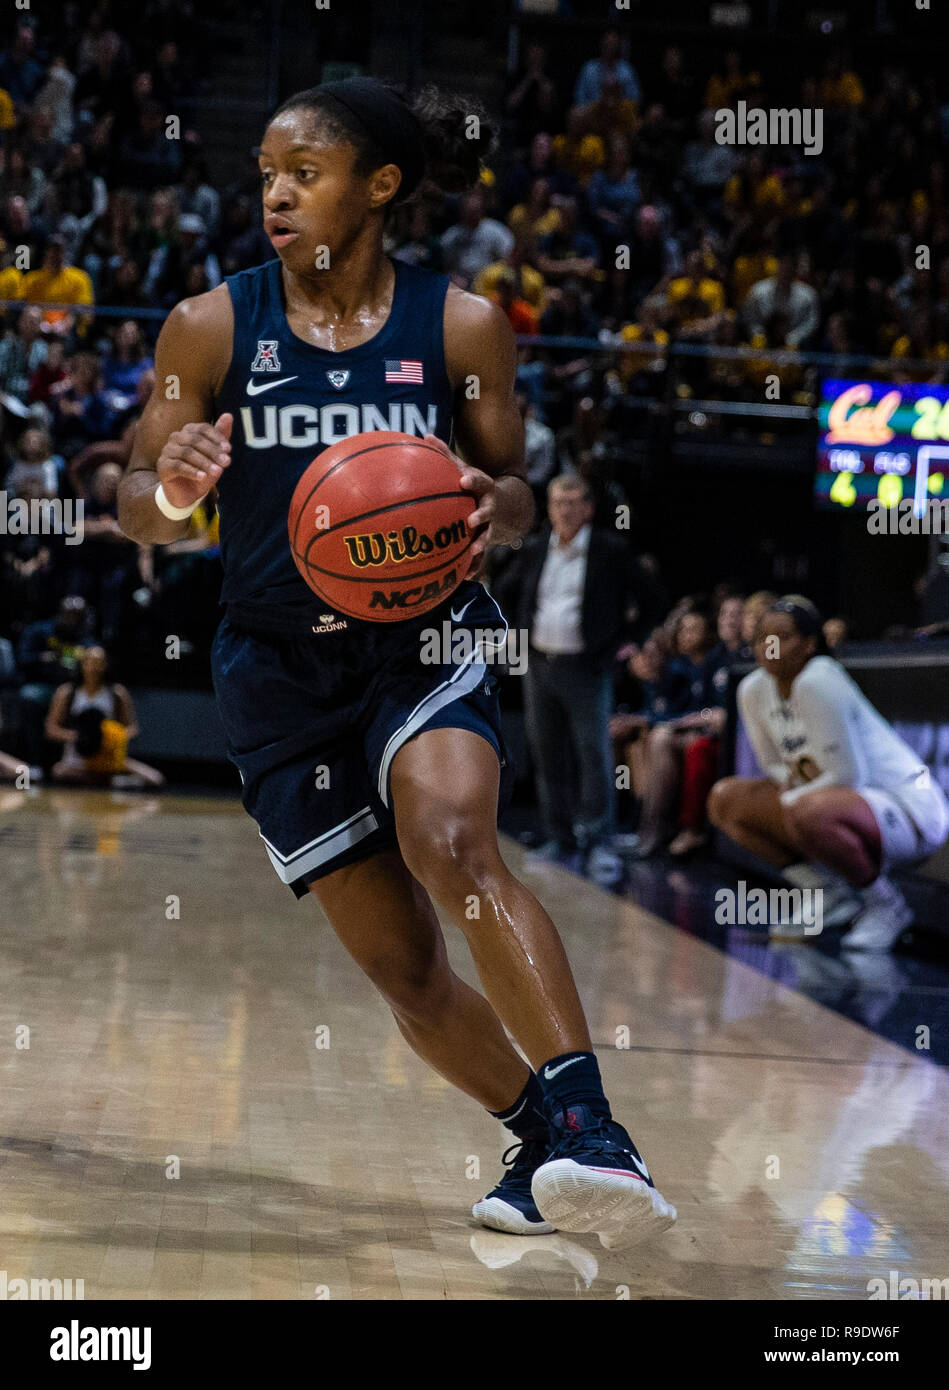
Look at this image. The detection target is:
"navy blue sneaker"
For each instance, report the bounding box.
[531,1105,676,1250]
[472,1131,556,1235]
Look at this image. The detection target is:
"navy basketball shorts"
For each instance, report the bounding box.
[210,580,516,898]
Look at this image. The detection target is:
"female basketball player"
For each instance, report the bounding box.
[709,596,949,950]
[117,77,675,1247]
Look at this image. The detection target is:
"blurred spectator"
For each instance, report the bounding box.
[705,49,762,110]
[2,147,47,216]
[44,142,107,263]
[177,156,222,243]
[152,41,187,110]
[682,110,738,205]
[580,76,640,145]
[4,426,64,495]
[505,42,560,141]
[890,306,949,383]
[49,352,113,458]
[22,233,94,337]
[823,616,849,652]
[611,631,686,828]
[63,461,140,645]
[491,272,540,336]
[635,608,728,857]
[623,204,681,304]
[33,56,76,144]
[819,53,865,109]
[534,198,599,284]
[0,304,48,398]
[0,473,60,636]
[616,302,670,394]
[739,590,778,659]
[74,30,131,126]
[2,194,48,275]
[587,134,640,244]
[723,152,785,224]
[664,247,726,339]
[440,189,514,286]
[517,390,556,496]
[540,278,599,338]
[219,193,274,276]
[743,252,820,349]
[0,22,45,112]
[115,99,182,190]
[507,177,561,243]
[45,644,163,787]
[474,234,547,315]
[28,336,67,404]
[17,593,93,766]
[101,320,153,403]
[573,28,642,108]
[552,108,606,185]
[143,213,220,306]
[650,46,695,132]
[502,131,578,207]
[710,593,745,664]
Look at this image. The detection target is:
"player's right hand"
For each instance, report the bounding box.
[156,413,233,510]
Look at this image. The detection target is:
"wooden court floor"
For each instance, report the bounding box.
[1,789,947,1301]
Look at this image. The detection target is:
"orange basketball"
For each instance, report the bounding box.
[288,431,477,623]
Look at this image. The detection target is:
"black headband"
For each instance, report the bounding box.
[770,597,822,637]
[318,77,425,200]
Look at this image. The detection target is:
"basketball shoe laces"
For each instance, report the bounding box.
[545,1108,652,1184]
[496,1131,551,1199]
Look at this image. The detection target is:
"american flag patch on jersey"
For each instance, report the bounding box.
[385,359,424,383]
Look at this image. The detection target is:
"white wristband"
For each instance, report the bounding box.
[154,482,207,521]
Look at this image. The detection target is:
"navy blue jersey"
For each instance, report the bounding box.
[211,256,454,625]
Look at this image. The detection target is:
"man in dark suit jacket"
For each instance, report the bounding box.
[493,474,661,879]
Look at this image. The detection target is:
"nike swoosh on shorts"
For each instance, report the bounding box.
[451,598,475,623]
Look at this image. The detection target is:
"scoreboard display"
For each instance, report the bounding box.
[815,378,949,514]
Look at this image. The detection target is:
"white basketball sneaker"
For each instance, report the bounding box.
[840,876,913,952]
[773,863,861,938]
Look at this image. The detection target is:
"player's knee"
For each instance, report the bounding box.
[782,795,826,849]
[707,777,739,828]
[399,809,495,898]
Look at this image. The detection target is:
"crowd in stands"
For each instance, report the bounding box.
[0,9,944,787]
[391,27,949,449]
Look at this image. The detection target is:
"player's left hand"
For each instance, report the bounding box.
[423,434,495,579]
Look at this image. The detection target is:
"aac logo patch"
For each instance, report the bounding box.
[251,340,281,372]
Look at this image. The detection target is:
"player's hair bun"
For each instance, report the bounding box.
[411,84,498,195]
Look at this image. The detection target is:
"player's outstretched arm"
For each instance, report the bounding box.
[118,286,234,545]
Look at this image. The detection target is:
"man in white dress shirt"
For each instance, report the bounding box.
[496,475,656,882]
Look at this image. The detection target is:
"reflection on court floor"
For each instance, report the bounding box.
[1,790,947,1300]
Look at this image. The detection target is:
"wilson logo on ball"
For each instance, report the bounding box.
[288,431,476,624]
[344,520,469,568]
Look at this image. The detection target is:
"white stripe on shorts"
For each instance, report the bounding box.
[260,806,379,884]
[375,585,509,808]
